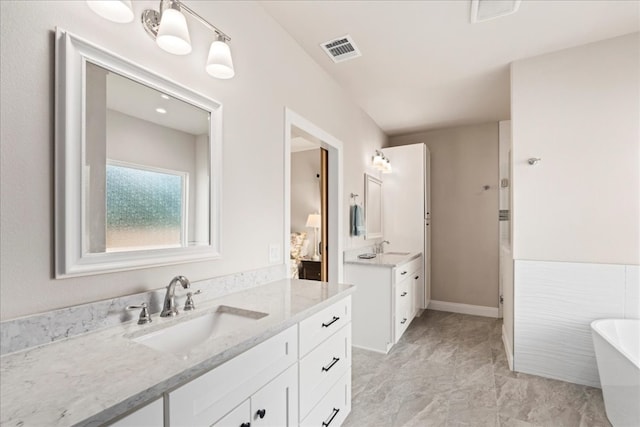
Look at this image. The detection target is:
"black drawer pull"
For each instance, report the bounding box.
[322,316,340,328]
[400,271,408,275]
[322,357,340,372]
[322,408,340,426]
[256,409,266,419]
[415,276,419,280]
[400,292,407,297]
[240,423,250,427]
[400,318,407,324]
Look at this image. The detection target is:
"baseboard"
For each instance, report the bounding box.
[351,343,390,355]
[502,324,514,371]
[428,300,499,318]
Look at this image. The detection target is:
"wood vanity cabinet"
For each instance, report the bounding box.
[346,255,423,353]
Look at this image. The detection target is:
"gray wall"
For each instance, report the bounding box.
[389,123,499,309]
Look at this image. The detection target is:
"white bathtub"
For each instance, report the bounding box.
[591,319,640,427]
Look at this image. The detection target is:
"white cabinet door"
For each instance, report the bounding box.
[251,363,298,427]
[211,400,251,427]
[109,398,163,427]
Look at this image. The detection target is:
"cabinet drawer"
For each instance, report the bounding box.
[169,325,298,426]
[300,369,351,427]
[395,302,411,343]
[394,257,421,284]
[211,399,249,427]
[299,323,351,418]
[299,296,351,356]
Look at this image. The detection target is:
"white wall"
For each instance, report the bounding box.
[511,33,640,386]
[511,32,639,265]
[0,1,386,320]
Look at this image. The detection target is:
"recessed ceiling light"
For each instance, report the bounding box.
[156,107,167,114]
[161,94,170,100]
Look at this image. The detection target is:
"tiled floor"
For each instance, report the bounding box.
[343,310,611,427]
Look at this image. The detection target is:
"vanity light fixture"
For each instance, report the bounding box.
[141,0,235,79]
[372,150,392,174]
[86,0,134,23]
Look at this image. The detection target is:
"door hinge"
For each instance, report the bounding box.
[499,295,504,304]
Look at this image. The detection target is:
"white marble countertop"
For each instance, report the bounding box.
[0,279,355,427]
[344,251,421,268]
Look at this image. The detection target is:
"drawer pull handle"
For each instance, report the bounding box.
[322,357,340,372]
[401,271,408,275]
[240,423,251,427]
[322,316,340,328]
[322,408,340,426]
[415,276,419,280]
[400,292,407,297]
[256,409,266,419]
[401,318,407,324]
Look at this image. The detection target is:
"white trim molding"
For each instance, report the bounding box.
[428,300,499,318]
[502,324,514,370]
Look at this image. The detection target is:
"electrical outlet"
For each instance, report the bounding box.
[269,244,281,264]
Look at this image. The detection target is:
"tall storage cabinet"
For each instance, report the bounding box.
[382,143,431,309]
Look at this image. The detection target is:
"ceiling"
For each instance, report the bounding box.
[260,0,639,136]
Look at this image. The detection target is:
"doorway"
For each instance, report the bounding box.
[284,109,343,284]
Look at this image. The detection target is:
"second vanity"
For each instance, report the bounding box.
[345,252,424,354]
[0,279,354,427]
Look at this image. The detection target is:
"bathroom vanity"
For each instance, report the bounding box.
[345,252,423,353]
[0,279,354,426]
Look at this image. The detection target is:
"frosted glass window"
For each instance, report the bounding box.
[106,162,187,251]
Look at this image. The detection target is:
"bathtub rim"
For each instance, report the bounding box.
[590,318,640,370]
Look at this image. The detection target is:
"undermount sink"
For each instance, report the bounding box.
[131,305,268,357]
[383,251,410,256]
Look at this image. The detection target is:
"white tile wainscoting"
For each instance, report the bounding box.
[514,260,639,387]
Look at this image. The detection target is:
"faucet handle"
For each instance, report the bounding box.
[126,303,152,325]
[184,290,202,311]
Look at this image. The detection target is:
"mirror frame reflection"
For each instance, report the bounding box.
[55,28,222,278]
[364,173,383,240]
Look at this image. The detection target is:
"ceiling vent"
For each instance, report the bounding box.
[471,0,521,23]
[320,35,361,63]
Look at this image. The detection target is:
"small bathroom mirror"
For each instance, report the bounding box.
[55,29,222,277]
[364,174,383,240]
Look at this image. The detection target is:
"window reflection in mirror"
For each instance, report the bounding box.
[85,63,210,254]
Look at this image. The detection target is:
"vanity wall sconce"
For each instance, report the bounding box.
[372,150,392,174]
[87,0,235,79]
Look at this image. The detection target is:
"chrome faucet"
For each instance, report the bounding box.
[160,275,191,317]
[378,240,390,254]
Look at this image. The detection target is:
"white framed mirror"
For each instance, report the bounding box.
[364,173,383,240]
[55,29,222,277]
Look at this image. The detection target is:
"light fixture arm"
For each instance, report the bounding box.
[142,0,231,43]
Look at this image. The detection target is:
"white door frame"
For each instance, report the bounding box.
[284,108,344,283]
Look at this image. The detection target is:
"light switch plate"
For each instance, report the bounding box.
[269,244,281,264]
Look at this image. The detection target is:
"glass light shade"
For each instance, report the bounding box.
[156,8,192,55]
[372,153,385,169]
[206,40,235,79]
[382,160,392,174]
[306,213,321,229]
[87,0,134,23]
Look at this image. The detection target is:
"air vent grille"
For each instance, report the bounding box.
[320,35,361,63]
